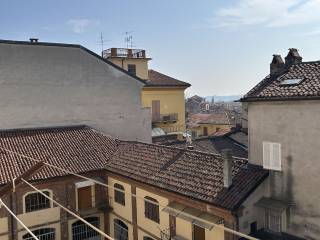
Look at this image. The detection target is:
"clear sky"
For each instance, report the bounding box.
[2,0,320,96]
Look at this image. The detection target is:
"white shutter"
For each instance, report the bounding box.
[263,141,281,171]
[263,142,272,169]
[271,143,281,171]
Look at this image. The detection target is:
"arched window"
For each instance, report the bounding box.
[24,190,51,213]
[144,196,159,223]
[23,228,55,240]
[72,217,100,240]
[114,183,125,206]
[114,219,128,240]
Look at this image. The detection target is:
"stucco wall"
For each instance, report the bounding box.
[248,100,320,239]
[109,58,149,80]
[142,88,186,132]
[190,124,231,137]
[0,43,151,142]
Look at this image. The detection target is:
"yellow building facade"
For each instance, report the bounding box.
[104,48,190,135]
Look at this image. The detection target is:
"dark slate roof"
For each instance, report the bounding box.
[241,61,320,101]
[0,126,267,211]
[146,70,191,88]
[249,229,305,240]
[0,39,146,85]
[157,135,248,159]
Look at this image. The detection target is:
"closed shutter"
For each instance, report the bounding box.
[152,100,160,121]
[78,186,92,210]
[263,142,281,171]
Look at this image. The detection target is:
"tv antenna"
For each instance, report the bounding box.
[98,33,110,56]
[124,31,134,48]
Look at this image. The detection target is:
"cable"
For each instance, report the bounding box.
[0,198,40,240]
[21,179,114,240]
[0,146,258,240]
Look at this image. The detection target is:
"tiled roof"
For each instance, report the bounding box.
[146,70,191,88]
[158,135,248,158]
[187,113,231,127]
[0,126,267,210]
[242,61,320,101]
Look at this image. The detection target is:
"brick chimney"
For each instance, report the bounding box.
[285,48,302,66]
[270,54,284,75]
[222,149,233,188]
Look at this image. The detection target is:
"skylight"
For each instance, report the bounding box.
[279,78,303,86]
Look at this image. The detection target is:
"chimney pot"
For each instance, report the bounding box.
[222,149,233,188]
[270,54,284,75]
[29,38,38,43]
[285,48,302,66]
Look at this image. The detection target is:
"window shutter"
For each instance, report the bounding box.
[263,142,271,169]
[263,141,281,171]
[271,143,281,171]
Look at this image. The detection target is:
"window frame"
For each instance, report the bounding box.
[23,189,52,213]
[144,196,160,223]
[114,183,125,206]
[127,64,136,76]
[263,141,282,171]
[23,227,55,240]
[72,217,100,240]
[265,209,282,233]
[75,181,95,211]
[114,218,128,240]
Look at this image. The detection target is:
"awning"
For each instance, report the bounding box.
[255,197,290,212]
[162,202,222,230]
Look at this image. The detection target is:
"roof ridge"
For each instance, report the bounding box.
[0,124,87,134]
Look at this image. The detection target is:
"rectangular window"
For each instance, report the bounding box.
[263,142,281,171]
[144,197,159,223]
[265,210,282,232]
[127,64,136,76]
[114,183,125,206]
[193,224,205,240]
[77,186,92,210]
[25,191,50,213]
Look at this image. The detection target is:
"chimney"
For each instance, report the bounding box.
[285,48,302,66]
[222,149,233,188]
[270,54,284,75]
[29,38,38,43]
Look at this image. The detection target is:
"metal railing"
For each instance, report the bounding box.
[102,48,146,59]
[152,113,178,123]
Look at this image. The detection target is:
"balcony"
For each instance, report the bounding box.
[102,48,147,59]
[152,113,178,123]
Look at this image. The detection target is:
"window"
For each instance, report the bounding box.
[279,78,303,86]
[193,224,205,240]
[23,228,55,240]
[72,217,100,240]
[265,210,282,232]
[263,142,281,171]
[114,219,128,240]
[25,191,51,213]
[114,183,125,206]
[203,127,208,136]
[192,131,198,139]
[127,64,136,76]
[144,196,159,223]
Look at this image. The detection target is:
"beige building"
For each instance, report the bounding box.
[103,48,190,136]
[0,125,268,240]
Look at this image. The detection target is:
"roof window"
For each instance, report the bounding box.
[279,78,303,86]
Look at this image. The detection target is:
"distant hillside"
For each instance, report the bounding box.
[205,95,242,102]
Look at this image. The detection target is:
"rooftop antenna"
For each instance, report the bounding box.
[98,33,110,56]
[124,31,134,48]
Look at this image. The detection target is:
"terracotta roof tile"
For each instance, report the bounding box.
[0,126,267,210]
[242,61,320,101]
[146,70,191,88]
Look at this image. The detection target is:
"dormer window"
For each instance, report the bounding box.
[279,78,303,86]
[127,64,136,76]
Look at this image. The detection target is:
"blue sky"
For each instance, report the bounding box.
[2,0,320,96]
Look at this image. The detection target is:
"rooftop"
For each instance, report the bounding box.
[187,113,231,128]
[146,70,191,88]
[0,125,267,211]
[242,49,320,101]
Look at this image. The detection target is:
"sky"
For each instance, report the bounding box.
[2,0,320,97]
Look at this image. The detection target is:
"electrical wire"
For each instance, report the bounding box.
[0,198,40,240]
[0,146,259,240]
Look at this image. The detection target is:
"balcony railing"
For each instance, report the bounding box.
[152,113,178,123]
[102,48,146,59]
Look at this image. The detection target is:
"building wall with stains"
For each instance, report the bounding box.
[248,100,320,239]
